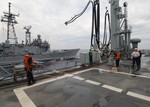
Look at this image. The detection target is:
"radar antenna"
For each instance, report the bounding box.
[23,26,32,45]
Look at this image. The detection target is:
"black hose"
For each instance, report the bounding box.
[92,0,100,50]
[65,1,93,25]
[65,0,112,52]
[91,3,94,47]
[102,9,111,50]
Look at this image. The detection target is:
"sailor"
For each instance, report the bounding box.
[24,51,36,86]
[115,50,121,67]
[131,48,140,72]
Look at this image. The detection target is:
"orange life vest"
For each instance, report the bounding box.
[115,52,121,59]
[24,54,33,69]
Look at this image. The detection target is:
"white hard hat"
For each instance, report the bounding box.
[134,48,138,50]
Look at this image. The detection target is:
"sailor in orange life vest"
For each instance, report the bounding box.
[24,51,36,86]
[115,50,121,67]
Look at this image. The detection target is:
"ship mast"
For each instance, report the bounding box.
[1,2,19,44]
[110,0,131,57]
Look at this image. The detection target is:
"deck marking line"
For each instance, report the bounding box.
[14,89,36,107]
[94,68,150,79]
[73,68,93,75]
[102,84,123,93]
[98,68,110,72]
[56,74,70,79]
[73,76,85,80]
[65,74,74,77]
[13,73,73,107]
[85,80,101,86]
[24,78,58,89]
[116,72,150,79]
[127,91,150,102]
[24,74,73,89]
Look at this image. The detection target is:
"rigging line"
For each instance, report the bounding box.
[90,3,94,47]
[105,12,109,45]
[105,10,110,44]
[93,1,100,50]
[101,9,111,49]
[103,10,107,45]
[91,3,96,47]
[97,1,101,50]
[97,4,100,36]
[65,0,93,25]
[107,12,111,45]
[102,10,108,48]
[64,0,101,51]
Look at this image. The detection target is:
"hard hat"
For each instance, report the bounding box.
[28,51,33,55]
[134,48,138,50]
[116,49,119,52]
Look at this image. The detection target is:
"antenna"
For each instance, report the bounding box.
[1,2,19,44]
[23,25,32,45]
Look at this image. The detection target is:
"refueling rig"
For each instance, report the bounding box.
[65,0,141,65]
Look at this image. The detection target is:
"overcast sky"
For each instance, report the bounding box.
[0,0,150,49]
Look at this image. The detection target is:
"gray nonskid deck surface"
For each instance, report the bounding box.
[77,69,150,96]
[1,56,150,107]
[22,69,150,107]
[0,86,22,107]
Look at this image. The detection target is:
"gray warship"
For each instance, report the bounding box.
[0,1,150,107]
[0,34,79,65]
[0,3,79,65]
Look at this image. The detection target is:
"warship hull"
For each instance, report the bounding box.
[0,49,79,65]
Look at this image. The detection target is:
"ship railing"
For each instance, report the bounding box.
[0,65,12,81]
[1,58,82,82]
[12,62,45,81]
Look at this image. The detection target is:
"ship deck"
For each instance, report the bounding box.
[0,58,150,107]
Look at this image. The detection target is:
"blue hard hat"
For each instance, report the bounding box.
[28,51,33,55]
[115,49,120,52]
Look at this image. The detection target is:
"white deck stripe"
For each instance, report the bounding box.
[116,72,150,79]
[127,91,150,102]
[13,73,73,107]
[85,80,101,86]
[14,68,150,107]
[73,76,85,80]
[94,68,150,79]
[65,74,74,77]
[73,68,93,75]
[14,89,36,107]
[102,85,123,93]
[98,68,110,72]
